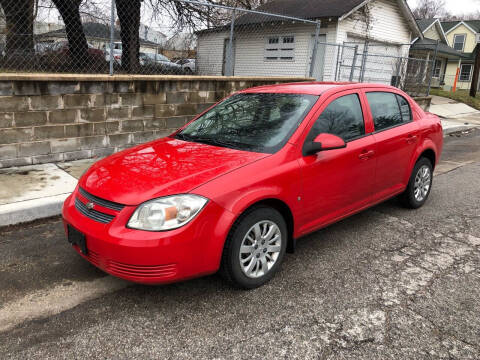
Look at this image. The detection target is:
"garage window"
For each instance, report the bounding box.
[265,36,295,61]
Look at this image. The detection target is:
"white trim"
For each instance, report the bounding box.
[417,20,448,43]
[436,21,449,43]
[453,33,467,52]
[444,21,477,35]
[424,19,449,43]
[339,0,370,21]
[422,20,437,34]
[339,0,423,38]
[459,63,473,82]
[346,31,404,46]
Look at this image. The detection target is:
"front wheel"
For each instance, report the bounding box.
[220,207,287,289]
[400,157,433,209]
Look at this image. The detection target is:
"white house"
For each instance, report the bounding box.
[196,0,422,82]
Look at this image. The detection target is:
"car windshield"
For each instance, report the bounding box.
[175,93,318,153]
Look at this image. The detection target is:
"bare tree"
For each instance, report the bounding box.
[412,0,450,19]
[51,0,89,69]
[116,0,142,73]
[116,0,270,73]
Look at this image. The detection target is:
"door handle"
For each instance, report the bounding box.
[406,135,418,144]
[358,150,375,160]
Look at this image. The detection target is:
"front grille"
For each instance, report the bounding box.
[108,260,178,279]
[78,249,178,280]
[79,187,125,211]
[75,198,115,224]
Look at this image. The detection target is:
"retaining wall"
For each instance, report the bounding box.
[0,74,310,168]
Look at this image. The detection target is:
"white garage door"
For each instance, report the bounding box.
[344,36,402,85]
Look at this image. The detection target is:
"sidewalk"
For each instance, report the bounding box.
[0,159,94,227]
[0,115,479,227]
[430,95,480,135]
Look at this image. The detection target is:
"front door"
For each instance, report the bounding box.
[365,91,420,201]
[298,91,376,234]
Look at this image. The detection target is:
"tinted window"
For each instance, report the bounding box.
[308,94,365,142]
[177,93,318,154]
[367,92,410,132]
[396,95,412,122]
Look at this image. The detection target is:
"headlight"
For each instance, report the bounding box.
[127,195,208,231]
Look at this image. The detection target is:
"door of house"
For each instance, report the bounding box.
[309,34,326,80]
[222,38,236,76]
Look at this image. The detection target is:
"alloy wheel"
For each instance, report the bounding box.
[239,220,282,279]
[413,165,431,202]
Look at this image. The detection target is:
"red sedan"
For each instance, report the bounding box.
[62,82,443,289]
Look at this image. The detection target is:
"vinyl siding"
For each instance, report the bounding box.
[335,0,412,84]
[196,23,337,79]
[196,30,229,76]
[196,0,413,80]
[336,0,412,47]
[424,25,441,41]
[232,24,317,77]
[446,24,477,53]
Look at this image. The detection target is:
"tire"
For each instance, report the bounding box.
[399,157,433,209]
[220,207,287,289]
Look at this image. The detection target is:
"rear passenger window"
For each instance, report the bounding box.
[308,94,365,142]
[396,95,412,122]
[366,92,412,132]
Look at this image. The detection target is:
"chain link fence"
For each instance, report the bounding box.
[0,0,437,96]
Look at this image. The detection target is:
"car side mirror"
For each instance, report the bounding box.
[303,133,346,156]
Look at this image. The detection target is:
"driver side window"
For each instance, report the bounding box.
[308,94,365,142]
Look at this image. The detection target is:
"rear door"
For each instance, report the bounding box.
[364,90,420,202]
[298,90,376,234]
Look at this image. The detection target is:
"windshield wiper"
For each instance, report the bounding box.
[176,133,250,151]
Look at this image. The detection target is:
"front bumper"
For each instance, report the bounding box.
[62,189,236,284]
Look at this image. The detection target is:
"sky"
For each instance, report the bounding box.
[35,0,480,38]
[407,0,480,16]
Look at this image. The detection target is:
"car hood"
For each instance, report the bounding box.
[79,137,269,205]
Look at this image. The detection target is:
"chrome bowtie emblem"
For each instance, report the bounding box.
[86,202,95,210]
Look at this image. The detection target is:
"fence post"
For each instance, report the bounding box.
[309,21,321,78]
[427,40,439,96]
[226,9,236,76]
[109,0,116,76]
[349,45,359,82]
[359,40,369,82]
[334,45,341,81]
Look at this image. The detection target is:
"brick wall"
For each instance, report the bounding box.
[0,75,311,168]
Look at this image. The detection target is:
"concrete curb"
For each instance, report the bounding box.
[443,125,479,136]
[0,193,70,227]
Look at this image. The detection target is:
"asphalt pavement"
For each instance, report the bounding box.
[1,129,479,359]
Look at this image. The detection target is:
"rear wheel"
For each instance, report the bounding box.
[220,207,287,289]
[400,157,433,209]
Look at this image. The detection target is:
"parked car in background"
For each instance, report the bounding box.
[63,82,443,289]
[42,41,105,61]
[104,42,122,65]
[141,52,182,73]
[176,58,196,74]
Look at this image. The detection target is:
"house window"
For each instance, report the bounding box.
[460,64,473,81]
[453,34,466,51]
[265,35,295,61]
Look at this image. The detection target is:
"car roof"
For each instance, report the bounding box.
[240,82,402,96]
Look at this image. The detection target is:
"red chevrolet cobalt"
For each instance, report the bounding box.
[62,83,443,289]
